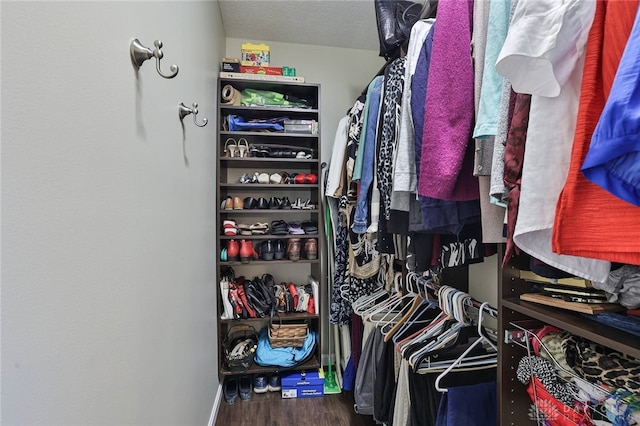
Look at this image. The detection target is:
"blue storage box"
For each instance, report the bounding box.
[281,369,324,399]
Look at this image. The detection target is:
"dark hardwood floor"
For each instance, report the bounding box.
[215,389,378,426]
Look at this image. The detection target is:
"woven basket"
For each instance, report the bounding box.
[269,317,309,348]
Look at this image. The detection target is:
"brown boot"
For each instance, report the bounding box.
[304,238,317,260]
[287,238,301,261]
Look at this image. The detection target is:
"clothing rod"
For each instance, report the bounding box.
[417,275,499,319]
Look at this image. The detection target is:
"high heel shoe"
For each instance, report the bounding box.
[224,138,238,157]
[238,138,249,158]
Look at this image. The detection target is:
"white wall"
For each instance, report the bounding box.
[225,38,384,163]
[1,2,224,425]
[470,254,499,309]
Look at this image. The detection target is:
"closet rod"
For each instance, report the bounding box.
[417,275,499,319]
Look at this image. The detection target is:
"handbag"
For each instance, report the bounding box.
[254,327,316,368]
[374,0,423,59]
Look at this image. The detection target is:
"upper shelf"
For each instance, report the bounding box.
[502,297,640,359]
[219,131,319,139]
[219,105,319,114]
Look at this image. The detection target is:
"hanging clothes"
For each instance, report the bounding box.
[495,0,610,281]
[502,92,531,266]
[435,381,497,426]
[353,76,383,234]
[581,7,640,207]
[419,0,479,202]
[377,57,406,221]
[553,0,640,267]
[392,19,435,210]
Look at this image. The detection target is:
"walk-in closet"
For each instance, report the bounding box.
[3,1,640,425]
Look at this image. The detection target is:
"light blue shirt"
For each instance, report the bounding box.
[473,0,511,139]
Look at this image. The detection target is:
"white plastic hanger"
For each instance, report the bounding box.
[434,302,498,392]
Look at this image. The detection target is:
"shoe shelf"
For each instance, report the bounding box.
[220,235,319,240]
[220,355,321,377]
[220,183,319,189]
[220,209,320,215]
[220,259,320,266]
[220,130,318,139]
[217,76,323,380]
[220,158,318,166]
[220,105,319,114]
[220,312,320,324]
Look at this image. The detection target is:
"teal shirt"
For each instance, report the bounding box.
[473,0,511,139]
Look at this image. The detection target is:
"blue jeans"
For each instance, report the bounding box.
[353,77,383,234]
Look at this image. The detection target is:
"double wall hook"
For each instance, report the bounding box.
[178,102,208,127]
[130,38,179,79]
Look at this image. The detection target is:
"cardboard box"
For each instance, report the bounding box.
[221,58,240,73]
[241,43,270,66]
[240,66,282,75]
[281,369,324,399]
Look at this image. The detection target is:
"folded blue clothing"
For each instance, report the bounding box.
[583,312,640,337]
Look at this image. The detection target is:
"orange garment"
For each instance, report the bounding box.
[553,0,640,265]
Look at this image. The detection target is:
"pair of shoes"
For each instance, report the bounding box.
[293,173,317,184]
[291,197,315,210]
[223,138,250,158]
[222,196,244,210]
[220,195,244,210]
[220,248,228,261]
[250,222,269,235]
[288,222,305,235]
[238,172,259,184]
[271,220,289,235]
[243,197,268,209]
[237,223,252,236]
[223,220,237,236]
[301,220,318,235]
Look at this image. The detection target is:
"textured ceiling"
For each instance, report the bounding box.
[218,0,380,51]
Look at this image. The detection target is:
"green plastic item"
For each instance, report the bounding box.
[241,88,306,108]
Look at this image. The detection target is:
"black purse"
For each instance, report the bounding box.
[374,0,423,59]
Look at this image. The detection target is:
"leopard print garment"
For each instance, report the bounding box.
[562,332,640,392]
[377,57,406,220]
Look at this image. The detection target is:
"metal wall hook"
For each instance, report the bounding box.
[130,38,179,79]
[178,102,208,127]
